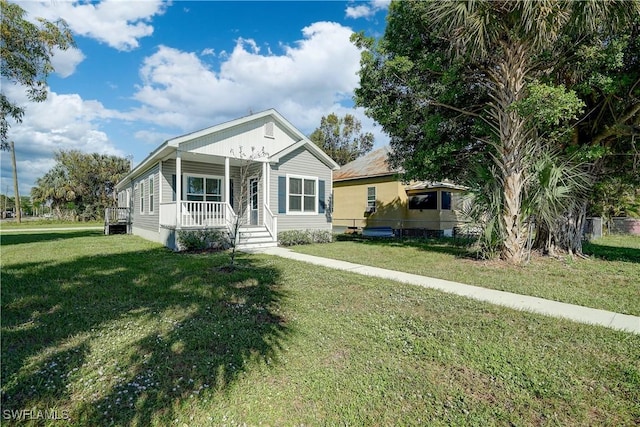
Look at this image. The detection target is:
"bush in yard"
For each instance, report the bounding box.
[311,229,332,243]
[278,229,333,246]
[177,229,230,252]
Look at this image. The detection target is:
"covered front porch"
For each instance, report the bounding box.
[157,151,277,240]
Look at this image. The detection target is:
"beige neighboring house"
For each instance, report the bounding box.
[332,146,467,236]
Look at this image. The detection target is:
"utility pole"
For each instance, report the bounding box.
[10,141,21,223]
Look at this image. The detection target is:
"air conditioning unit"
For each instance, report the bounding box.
[364,206,376,214]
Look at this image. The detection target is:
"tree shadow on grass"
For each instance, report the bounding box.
[582,240,640,263]
[1,240,288,425]
[0,230,102,246]
[334,233,477,259]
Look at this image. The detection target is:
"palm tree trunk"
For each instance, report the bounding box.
[486,42,531,264]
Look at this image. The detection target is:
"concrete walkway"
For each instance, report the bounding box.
[257,246,640,335]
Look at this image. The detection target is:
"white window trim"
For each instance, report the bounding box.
[183,174,225,201]
[139,181,145,215]
[148,175,155,214]
[286,174,318,215]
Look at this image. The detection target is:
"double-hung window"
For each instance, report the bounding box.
[186,176,222,201]
[288,175,316,213]
[139,182,145,214]
[148,175,154,214]
[367,186,376,212]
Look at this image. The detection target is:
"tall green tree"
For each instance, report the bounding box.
[353,0,639,263]
[31,151,130,220]
[1,0,74,146]
[309,113,374,166]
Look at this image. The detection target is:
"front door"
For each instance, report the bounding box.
[248,177,259,225]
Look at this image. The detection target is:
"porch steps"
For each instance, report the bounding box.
[236,226,277,250]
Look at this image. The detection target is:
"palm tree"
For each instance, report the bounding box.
[524,150,592,257]
[31,165,76,219]
[422,0,639,263]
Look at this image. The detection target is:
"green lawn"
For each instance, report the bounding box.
[292,235,640,316]
[1,230,639,426]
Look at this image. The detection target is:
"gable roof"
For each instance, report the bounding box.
[116,109,338,189]
[332,146,398,181]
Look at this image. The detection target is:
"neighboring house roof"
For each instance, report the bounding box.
[116,109,339,190]
[332,146,398,181]
[333,145,466,191]
[405,181,468,192]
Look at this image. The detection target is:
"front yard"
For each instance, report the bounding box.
[1,230,638,425]
[293,234,640,316]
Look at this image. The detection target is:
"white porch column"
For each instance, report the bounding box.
[262,161,269,225]
[224,156,230,205]
[262,161,268,205]
[175,151,182,228]
[158,161,163,203]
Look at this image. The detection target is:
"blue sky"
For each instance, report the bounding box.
[1,0,390,197]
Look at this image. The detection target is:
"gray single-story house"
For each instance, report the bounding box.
[113,109,339,250]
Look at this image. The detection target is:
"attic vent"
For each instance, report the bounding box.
[264,121,274,139]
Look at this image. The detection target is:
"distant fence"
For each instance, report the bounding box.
[332,218,475,238]
[333,216,639,239]
[609,217,640,236]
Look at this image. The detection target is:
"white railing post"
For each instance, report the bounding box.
[263,204,277,241]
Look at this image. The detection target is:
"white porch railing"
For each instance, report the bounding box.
[105,207,130,224]
[264,204,277,238]
[224,202,237,228]
[180,201,234,228]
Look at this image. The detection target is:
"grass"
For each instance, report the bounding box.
[1,230,639,426]
[292,234,640,316]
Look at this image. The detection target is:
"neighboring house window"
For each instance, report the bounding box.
[441,191,452,210]
[185,176,222,201]
[409,191,437,210]
[367,186,376,212]
[288,175,317,213]
[139,182,145,214]
[148,175,154,214]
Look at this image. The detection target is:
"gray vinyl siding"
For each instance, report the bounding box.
[161,160,176,203]
[132,164,159,233]
[270,146,332,231]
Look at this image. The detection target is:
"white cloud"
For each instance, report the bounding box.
[346,0,390,19]
[134,130,175,146]
[21,0,167,51]
[346,5,375,19]
[200,48,216,57]
[130,22,363,135]
[51,47,85,78]
[0,85,126,196]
